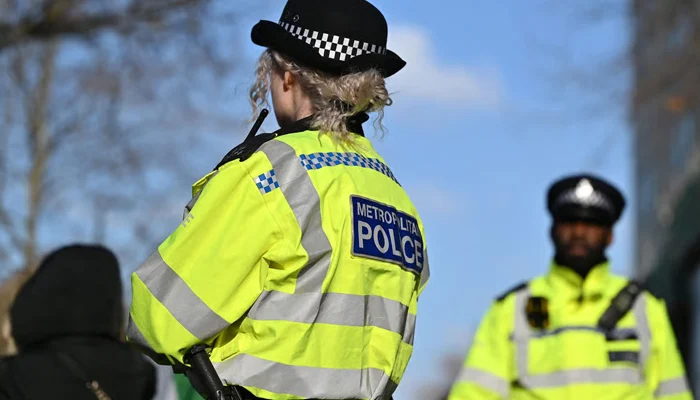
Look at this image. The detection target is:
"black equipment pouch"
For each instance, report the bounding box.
[597,280,644,333]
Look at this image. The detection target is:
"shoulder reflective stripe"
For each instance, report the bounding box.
[632,294,651,370]
[247,290,414,343]
[259,140,332,293]
[214,353,392,399]
[655,377,691,397]
[512,286,531,380]
[520,368,642,388]
[183,190,201,219]
[135,251,230,340]
[456,367,509,397]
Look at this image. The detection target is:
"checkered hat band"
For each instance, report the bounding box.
[555,189,615,214]
[279,21,386,62]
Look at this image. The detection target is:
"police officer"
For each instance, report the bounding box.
[126,0,430,399]
[448,174,692,400]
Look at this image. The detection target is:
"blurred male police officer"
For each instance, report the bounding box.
[448,174,692,400]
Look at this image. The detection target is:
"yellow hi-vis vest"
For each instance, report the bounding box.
[448,263,692,400]
[126,123,430,400]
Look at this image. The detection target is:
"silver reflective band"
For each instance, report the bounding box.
[420,250,430,289]
[125,318,150,349]
[512,286,531,379]
[214,353,393,400]
[135,251,231,341]
[520,368,642,388]
[456,367,509,397]
[259,140,333,294]
[655,377,690,397]
[248,290,415,343]
[632,294,651,369]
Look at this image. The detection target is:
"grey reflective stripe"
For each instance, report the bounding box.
[520,368,642,388]
[125,318,172,365]
[214,353,388,399]
[419,249,430,289]
[248,290,413,343]
[655,377,691,397]
[259,140,332,293]
[183,190,202,218]
[403,313,417,345]
[632,293,651,370]
[512,286,531,380]
[126,317,150,349]
[456,367,509,397]
[135,251,231,340]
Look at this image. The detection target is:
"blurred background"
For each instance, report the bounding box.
[0,0,698,399]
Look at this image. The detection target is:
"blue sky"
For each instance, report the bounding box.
[226,0,635,398]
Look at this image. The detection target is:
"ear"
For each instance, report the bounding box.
[282,71,296,92]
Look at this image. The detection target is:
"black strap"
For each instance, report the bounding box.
[597,280,644,332]
[54,351,113,400]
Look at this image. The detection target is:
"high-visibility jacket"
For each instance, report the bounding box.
[448,262,692,400]
[126,116,430,400]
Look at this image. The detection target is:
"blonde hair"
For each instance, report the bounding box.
[249,49,393,146]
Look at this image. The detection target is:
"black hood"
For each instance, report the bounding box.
[10,244,124,351]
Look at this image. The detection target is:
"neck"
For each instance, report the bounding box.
[554,252,607,279]
[292,92,314,122]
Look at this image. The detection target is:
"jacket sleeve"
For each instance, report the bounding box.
[646,297,693,400]
[448,300,513,400]
[126,159,280,365]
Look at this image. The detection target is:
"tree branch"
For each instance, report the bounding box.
[0,0,206,52]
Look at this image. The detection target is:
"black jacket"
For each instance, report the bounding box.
[0,244,156,399]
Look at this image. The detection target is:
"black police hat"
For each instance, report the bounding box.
[546,174,626,226]
[250,0,406,78]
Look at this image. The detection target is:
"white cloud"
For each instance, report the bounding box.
[405,182,469,218]
[386,24,503,108]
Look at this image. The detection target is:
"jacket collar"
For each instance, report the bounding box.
[275,112,368,137]
[546,260,612,300]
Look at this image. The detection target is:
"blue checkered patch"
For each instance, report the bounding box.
[254,170,279,194]
[299,152,400,185]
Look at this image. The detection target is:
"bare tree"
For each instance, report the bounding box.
[0,0,262,353]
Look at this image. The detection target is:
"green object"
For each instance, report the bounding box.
[174,373,204,400]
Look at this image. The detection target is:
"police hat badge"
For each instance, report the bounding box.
[525,296,550,329]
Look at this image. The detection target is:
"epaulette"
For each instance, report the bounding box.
[495,281,528,302]
[214,132,277,171]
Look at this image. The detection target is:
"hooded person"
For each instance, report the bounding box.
[125,0,430,399]
[0,244,156,400]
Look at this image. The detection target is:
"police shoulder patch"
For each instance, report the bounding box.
[495,281,528,302]
[350,195,424,275]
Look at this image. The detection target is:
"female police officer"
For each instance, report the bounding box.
[126,1,430,399]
